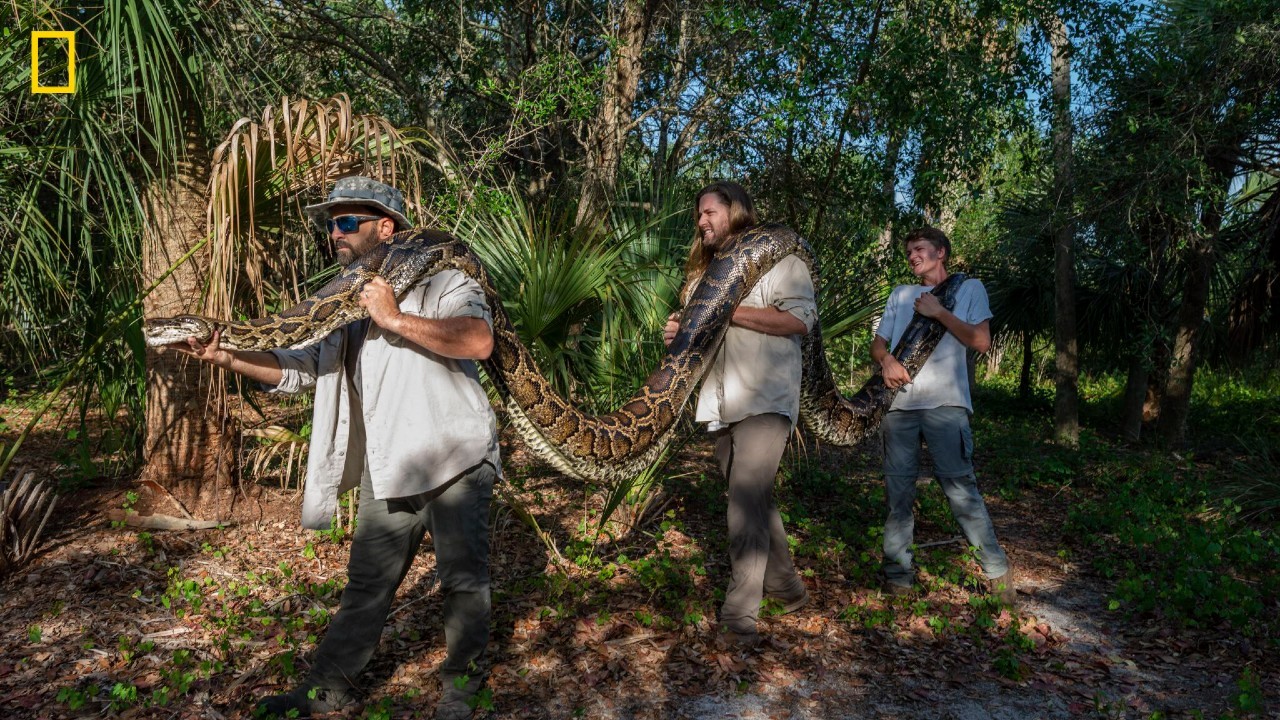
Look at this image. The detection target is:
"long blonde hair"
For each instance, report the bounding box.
[680,181,759,303]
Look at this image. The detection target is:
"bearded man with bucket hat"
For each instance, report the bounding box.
[168,176,500,719]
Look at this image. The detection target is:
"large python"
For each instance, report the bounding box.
[144,225,965,483]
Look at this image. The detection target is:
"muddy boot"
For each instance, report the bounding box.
[986,567,1017,607]
[255,685,355,718]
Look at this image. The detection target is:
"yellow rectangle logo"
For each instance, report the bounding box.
[31,30,76,94]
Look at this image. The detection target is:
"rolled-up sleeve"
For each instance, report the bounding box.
[430,269,493,327]
[767,255,817,332]
[267,344,322,394]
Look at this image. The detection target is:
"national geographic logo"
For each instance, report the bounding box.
[31,30,76,94]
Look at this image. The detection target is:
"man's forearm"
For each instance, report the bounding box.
[386,314,494,360]
[870,336,892,365]
[731,306,807,336]
[216,350,284,386]
[935,313,991,353]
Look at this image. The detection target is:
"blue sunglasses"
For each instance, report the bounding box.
[326,214,384,233]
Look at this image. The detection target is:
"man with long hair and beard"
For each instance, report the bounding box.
[663,181,814,645]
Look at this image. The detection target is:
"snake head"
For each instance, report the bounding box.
[143,315,216,347]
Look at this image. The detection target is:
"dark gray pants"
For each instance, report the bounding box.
[881,407,1008,585]
[714,413,805,633]
[307,461,495,692]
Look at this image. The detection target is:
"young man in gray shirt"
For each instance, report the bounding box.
[871,226,1014,604]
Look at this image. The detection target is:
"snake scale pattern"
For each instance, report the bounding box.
[144,225,964,482]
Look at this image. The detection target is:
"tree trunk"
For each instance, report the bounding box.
[653,115,670,189]
[1157,238,1213,445]
[1121,353,1147,443]
[812,0,885,239]
[1019,331,1034,401]
[139,116,232,512]
[1158,155,1234,445]
[576,0,663,231]
[1048,13,1078,447]
[877,130,902,258]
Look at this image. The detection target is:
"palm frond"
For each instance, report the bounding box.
[462,190,628,402]
[206,94,426,322]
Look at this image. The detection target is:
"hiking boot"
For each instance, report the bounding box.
[716,615,762,648]
[435,673,486,720]
[987,568,1017,607]
[882,580,914,598]
[768,587,810,615]
[715,624,762,649]
[255,685,355,718]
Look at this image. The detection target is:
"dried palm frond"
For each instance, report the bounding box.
[197,96,427,468]
[242,424,308,494]
[0,469,57,577]
[206,94,428,322]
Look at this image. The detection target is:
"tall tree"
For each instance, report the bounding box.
[1084,0,1279,444]
[576,0,669,229]
[4,0,279,508]
[124,1,271,510]
[1047,12,1079,446]
[1150,0,1279,444]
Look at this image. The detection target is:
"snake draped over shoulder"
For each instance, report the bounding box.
[143,225,966,483]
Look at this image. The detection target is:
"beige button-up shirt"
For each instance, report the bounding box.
[695,254,817,430]
[269,269,501,529]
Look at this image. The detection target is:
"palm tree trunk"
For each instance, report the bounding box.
[139,113,231,509]
[1048,13,1078,447]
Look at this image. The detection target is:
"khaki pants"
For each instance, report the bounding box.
[714,413,805,633]
[307,461,495,692]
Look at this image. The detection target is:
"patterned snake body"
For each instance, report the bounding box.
[144,226,964,482]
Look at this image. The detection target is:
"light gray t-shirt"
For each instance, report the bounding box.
[270,269,500,529]
[695,254,817,429]
[874,278,991,413]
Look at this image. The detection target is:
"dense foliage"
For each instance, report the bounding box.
[1,0,1276,623]
[0,4,1276,716]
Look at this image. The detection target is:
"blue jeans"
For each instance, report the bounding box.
[881,406,1008,585]
[307,461,495,692]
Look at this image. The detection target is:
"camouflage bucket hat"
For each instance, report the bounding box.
[303,175,413,231]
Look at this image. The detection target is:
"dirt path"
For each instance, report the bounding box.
[0,445,1271,719]
[0,404,1269,717]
